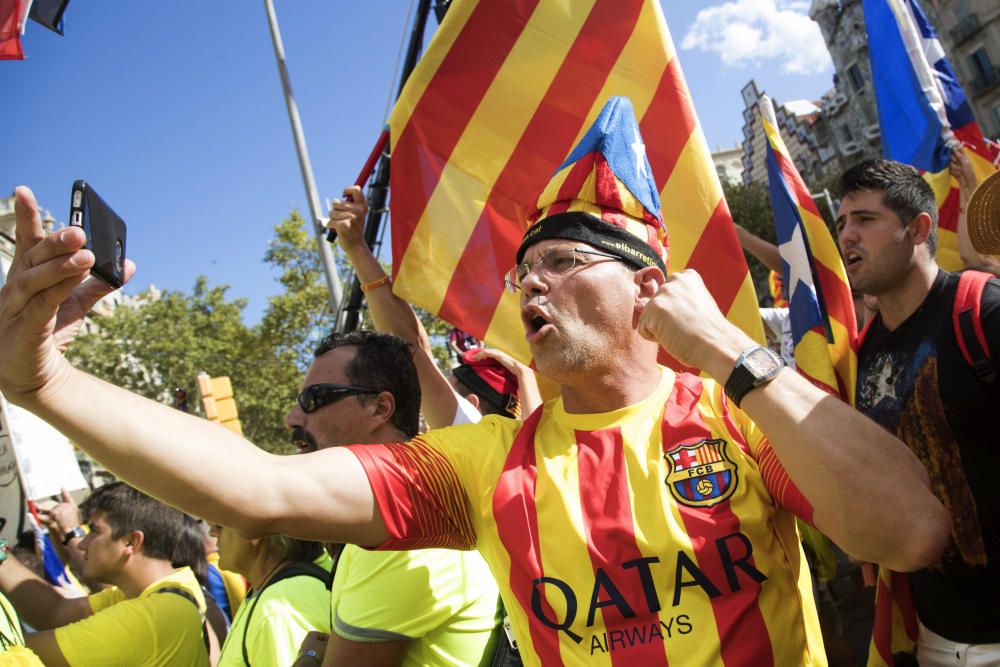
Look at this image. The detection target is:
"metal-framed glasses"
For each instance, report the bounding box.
[296,383,381,413]
[503,247,621,293]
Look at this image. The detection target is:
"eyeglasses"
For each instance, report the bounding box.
[503,247,621,293]
[296,383,381,413]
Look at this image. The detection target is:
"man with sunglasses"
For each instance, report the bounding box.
[0,97,949,665]
[284,330,499,667]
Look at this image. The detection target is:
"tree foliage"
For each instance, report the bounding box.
[68,210,339,455]
[722,180,775,302]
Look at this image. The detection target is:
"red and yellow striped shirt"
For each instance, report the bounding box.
[349,369,825,666]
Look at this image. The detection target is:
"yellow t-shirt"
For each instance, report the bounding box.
[206,551,247,614]
[349,368,825,666]
[331,544,498,667]
[0,592,24,652]
[54,567,208,666]
[218,564,332,667]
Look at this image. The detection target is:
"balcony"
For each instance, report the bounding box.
[950,14,981,46]
[864,124,881,142]
[972,66,1000,96]
[841,141,863,157]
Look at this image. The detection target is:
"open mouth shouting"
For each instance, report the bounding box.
[522,305,555,343]
[843,247,864,271]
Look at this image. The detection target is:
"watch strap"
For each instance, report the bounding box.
[724,361,757,408]
[62,526,85,545]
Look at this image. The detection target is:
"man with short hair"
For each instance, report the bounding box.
[836,157,1000,665]
[0,482,209,666]
[286,330,500,667]
[0,97,949,665]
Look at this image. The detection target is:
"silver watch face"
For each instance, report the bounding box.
[744,347,781,379]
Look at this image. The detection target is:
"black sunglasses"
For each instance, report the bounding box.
[296,383,381,413]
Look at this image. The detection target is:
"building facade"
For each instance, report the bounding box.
[739,80,841,187]
[923,0,1000,139]
[712,144,745,186]
[809,0,884,167]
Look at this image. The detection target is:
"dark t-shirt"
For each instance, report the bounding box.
[857,270,1000,644]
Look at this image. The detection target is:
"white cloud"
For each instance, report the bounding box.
[680,0,832,75]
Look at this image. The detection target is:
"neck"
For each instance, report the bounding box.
[875,260,938,330]
[247,550,289,591]
[113,557,178,599]
[559,344,663,414]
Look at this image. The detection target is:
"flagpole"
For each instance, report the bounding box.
[263,0,345,322]
[340,0,437,332]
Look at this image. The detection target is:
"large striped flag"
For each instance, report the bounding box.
[759,96,857,403]
[387,0,763,365]
[863,0,998,272]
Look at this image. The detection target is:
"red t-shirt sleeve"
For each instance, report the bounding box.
[348,437,477,551]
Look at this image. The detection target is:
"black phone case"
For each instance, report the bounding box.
[70,180,127,288]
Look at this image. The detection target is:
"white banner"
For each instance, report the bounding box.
[0,398,88,502]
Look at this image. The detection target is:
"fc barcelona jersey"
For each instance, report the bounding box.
[349,368,825,666]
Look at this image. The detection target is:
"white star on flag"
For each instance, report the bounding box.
[631,128,648,178]
[778,222,817,302]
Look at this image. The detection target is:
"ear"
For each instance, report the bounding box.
[368,390,397,430]
[124,530,145,555]
[907,212,934,247]
[634,266,665,306]
[465,393,481,410]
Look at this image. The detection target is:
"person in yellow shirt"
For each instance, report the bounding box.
[0,482,209,666]
[213,529,331,666]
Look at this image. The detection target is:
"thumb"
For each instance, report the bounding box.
[60,488,74,504]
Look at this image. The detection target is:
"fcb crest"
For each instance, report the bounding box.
[664,439,738,508]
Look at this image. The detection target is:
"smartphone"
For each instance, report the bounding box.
[69,181,127,288]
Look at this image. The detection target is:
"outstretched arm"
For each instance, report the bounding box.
[637,268,951,572]
[0,553,92,630]
[734,224,782,274]
[0,187,389,546]
[329,186,464,429]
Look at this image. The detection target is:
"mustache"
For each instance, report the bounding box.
[290,426,318,451]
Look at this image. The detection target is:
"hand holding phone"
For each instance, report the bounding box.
[69,181,127,288]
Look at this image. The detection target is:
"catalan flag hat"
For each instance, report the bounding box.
[516,96,669,275]
[453,348,520,418]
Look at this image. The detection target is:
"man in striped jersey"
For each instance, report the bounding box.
[0,97,949,666]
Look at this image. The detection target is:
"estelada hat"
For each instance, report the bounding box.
[515,96,669,275]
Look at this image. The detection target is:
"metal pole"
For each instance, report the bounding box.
[263,0,344,318]
[341,0,437,332]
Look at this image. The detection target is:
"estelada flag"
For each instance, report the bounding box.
[864,0,998,272]
[759,95,857,403]
[387,0,763,364]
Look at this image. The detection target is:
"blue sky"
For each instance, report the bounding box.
[2,1,833,323]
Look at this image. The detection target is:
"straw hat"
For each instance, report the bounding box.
[967,169,1000,254]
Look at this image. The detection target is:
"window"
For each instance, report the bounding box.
[841,125,854,142]
[952,0,971,23]
[970,48,993,80]
[847,64,865,92]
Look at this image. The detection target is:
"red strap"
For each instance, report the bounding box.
[853,315,877,353]
[953,271,992,366]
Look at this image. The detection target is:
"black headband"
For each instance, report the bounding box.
[515,211,666,275]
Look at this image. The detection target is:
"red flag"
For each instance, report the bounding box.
[0,0,24,60]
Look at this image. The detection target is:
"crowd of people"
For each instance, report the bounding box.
[0,95,996,666]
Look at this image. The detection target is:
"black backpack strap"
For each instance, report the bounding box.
[241,562,334,666]
[154,586,210,654]
[953,270,996,384]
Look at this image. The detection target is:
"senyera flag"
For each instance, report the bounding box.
[864,0,999,271]
[759,96,857,404]
[386,0,763,365]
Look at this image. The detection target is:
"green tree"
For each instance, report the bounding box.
[723,180,775,302]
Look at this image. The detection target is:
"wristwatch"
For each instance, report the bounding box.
[62,526,86,545]
[724,345,784,407]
